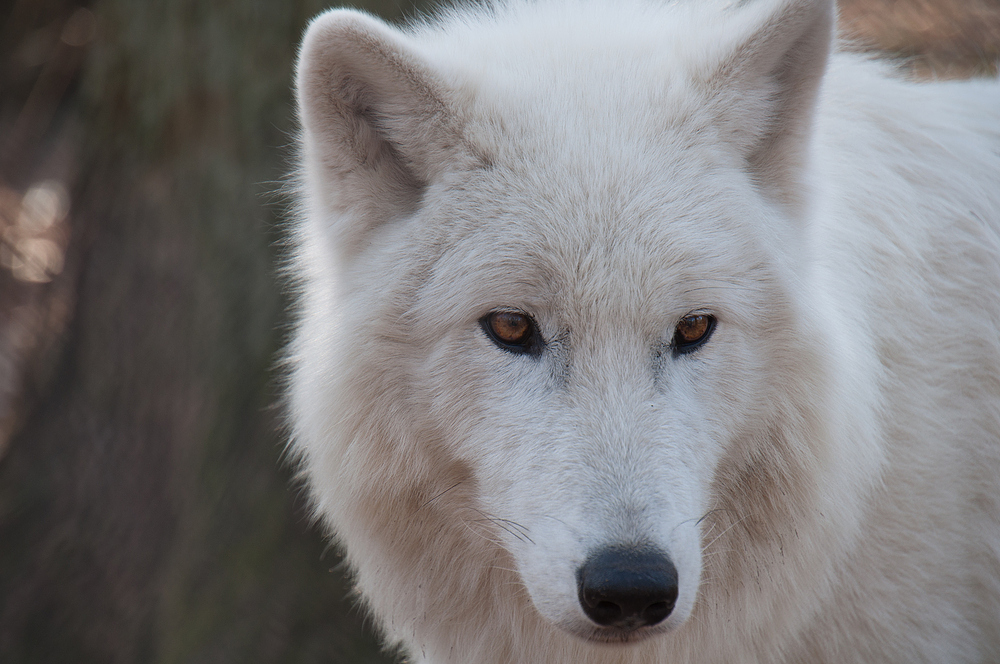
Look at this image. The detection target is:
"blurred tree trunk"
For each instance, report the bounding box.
[0,0,422,661]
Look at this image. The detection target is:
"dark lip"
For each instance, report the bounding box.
[564,622,669,646]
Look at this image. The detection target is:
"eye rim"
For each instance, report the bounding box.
[480,309,543,356]
[671,313,717,356]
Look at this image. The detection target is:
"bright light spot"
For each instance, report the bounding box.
[18,180,69,233]
[1,238,64,283]
[1,180,69,283]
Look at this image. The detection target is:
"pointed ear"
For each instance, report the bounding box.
[706,0,834,211]
[295,10,464,254]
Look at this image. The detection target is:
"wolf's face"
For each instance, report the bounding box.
[392,128,799,641]
[293,0,834,648]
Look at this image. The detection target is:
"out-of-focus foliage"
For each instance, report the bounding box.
[0,0,995,662]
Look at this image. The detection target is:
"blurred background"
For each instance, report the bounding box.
[0,0,996,662]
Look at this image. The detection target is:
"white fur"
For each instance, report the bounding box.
[286,0,1000,661]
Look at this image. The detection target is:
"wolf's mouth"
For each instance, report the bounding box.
[565,622,671,646]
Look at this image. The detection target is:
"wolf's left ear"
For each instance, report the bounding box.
[706,0,834,211]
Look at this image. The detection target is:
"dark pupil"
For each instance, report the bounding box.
[678,316,707,342]
[492,312,530,343]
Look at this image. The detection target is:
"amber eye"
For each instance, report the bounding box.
[672,314,716,355]
[481,311,540,354]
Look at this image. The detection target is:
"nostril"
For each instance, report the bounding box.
[576,544,679,630]
[642,600,671,625]
[590,600,623,625]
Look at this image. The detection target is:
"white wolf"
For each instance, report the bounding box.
[286,0,1000,661]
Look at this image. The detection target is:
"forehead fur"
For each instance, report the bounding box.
[405,164,778,331]
[410,1,732,161]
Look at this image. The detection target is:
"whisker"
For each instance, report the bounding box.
[465,508,535,545]
[422,481,463,508]
[704,515,748,552]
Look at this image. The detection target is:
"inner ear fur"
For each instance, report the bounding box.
[707,0,834,211]
[296,10,463,251]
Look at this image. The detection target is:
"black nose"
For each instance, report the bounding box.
[576,545,679,630]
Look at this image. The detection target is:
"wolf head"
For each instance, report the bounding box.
[289,0,868,654]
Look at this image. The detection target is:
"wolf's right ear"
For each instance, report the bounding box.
[296,11,463,254]
[703,0,834,214]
